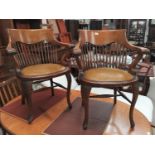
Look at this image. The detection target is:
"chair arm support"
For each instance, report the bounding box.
[73,48,82,57]
[127,43,150,54]
[6,46,17,55]
[138,47,150,54]
[72,46,83,70]
[127,44,149,70]
[56,40,75,49]
[59,45,75,66]
[72,42,82,56]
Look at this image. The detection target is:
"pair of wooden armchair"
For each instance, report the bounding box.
[2,29,149,131]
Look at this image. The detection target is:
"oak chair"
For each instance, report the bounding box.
[0,76,21,134]
[73,29,149,129]
[7,29,74,123]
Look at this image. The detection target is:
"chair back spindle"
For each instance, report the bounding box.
[80,42,132,70]
[13,41,62,68]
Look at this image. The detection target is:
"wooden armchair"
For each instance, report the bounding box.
[73,29,149,129]
[7,29,74,123]
[0,76,21,134]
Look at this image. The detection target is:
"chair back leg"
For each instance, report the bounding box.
[129,83,139,128]
[81,85,91,130]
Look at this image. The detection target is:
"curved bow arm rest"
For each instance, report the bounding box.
[126,44,150,71]
[56,40,75,49]
[127,43,150,54]
[138,47,150,54]
[71,43,84,70]
[56,40,75,57]
[58,42,75,66]
[6,46,17,55]
[73,48,82,57]
[72,42,82,56]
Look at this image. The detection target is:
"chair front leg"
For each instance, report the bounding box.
[0,123,6,135]
[114,88,117,105]
[81,84,91,130]
[21,80,33,123]
[50,79,54,96]
[129,82,138,128]
[65,73,72,109]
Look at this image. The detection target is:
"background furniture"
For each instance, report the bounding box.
[146,20,155,62]
[90,20,102,30]
[56,19,72,43]
[128,19,147,46]
[74,29,149,129]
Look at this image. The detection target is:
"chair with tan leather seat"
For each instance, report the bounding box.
[7,29,74,123]
[73,29,149,129]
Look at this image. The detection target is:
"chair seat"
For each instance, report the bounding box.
[21,64,68,77]
[83,68,134,82]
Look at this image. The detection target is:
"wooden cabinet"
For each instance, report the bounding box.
[65,20,79,41]
[128,19,147,46]
[90,20,102,30]
[115,19,128,29]
[145,19,155,62]
[148,19,155,42]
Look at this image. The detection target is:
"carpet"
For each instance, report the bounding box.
[44,97,113,135]
[1,88,66,122]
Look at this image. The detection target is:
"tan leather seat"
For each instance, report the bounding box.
[21,64,67,77]
[83,68,133,82]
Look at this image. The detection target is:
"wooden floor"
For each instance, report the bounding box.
[0,90,152,135]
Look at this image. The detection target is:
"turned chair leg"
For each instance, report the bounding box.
[0,124,6,135]
[50,79,54,96]
[21,80,33,123]
[114,88,117,105]
[81,85,91,130]
[129,83,138,128]
[2,128,6,135]
[65,73,72,109]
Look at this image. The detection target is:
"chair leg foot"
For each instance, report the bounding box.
[129,83,138,128]
[83,121,88,130]
[130,122,135,129]
[50,79,54,96]
[28,115,33,124]
[68,104,72,109]
[1,126,6,135]
[81,85,91,130]
[65,73,72,109]
[113,88,117,105]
